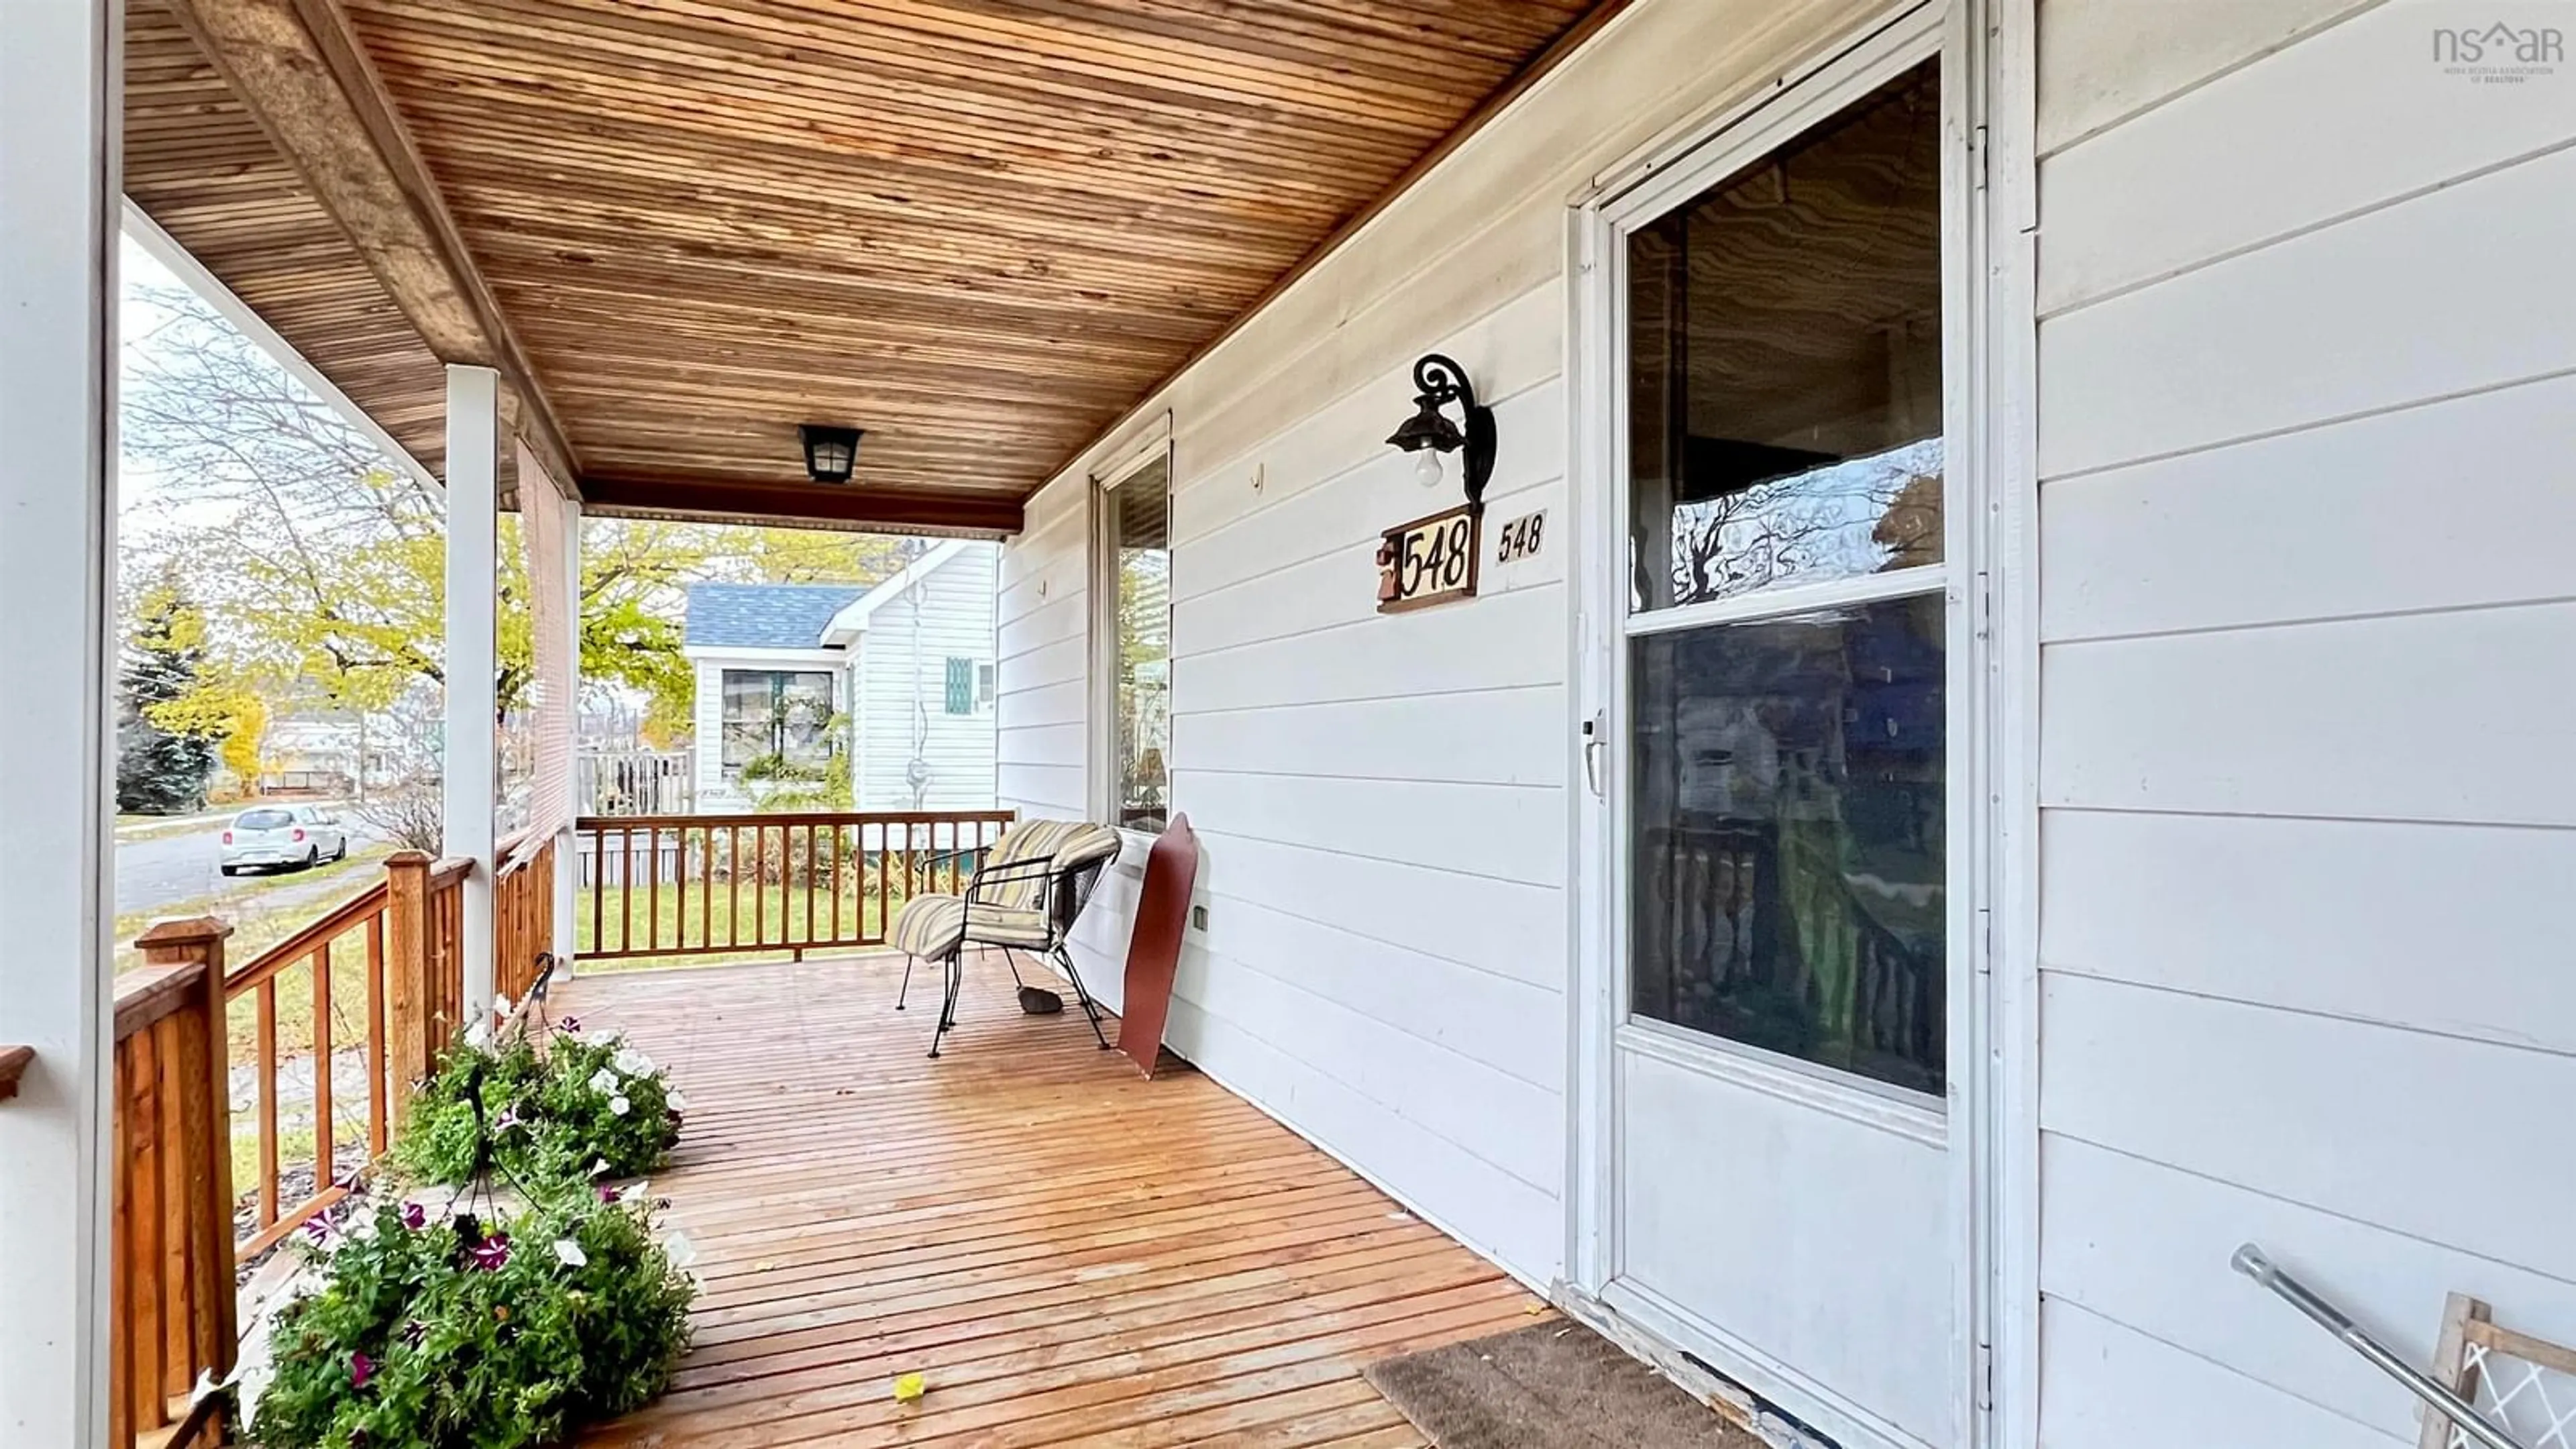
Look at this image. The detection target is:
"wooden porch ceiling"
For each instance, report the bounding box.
[123,0,1613,534]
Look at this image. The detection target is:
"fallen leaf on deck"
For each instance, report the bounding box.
[893,1373,927,1403]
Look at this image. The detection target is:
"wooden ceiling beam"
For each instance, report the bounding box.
[159,0,578,487]
[580,474,1025,537]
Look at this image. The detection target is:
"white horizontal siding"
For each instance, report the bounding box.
[995,0,1904,1295]
[2034,0,2372,155]
[2038,0,2575,313]
[2039,1299,2402,1449]
[2041,602,2576,827]
[2040,809,2576,1055]
[2041,140,2576,480]
[997,478,1089,826]
[2035,8,2576,1446]
[2039,373,2576,643]
[853,543,998,812]
[2042,973,2576,1284]
[2042,1134,2576,1442]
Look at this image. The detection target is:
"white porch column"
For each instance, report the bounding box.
[444,364,499,1012]
[553,496,582,975]
[0,0,118,1441]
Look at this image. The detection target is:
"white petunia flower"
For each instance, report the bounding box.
[492,994,513,1018]
[552,1238,588,1268]
[660,1232,698,1270]
[584,1026,624,1048]
[463,1019,492,1051]
[590,1158,612,1177]
[612,1045,654,1077]
[609,1094,631,1117]
[665,1089,689,1112]
[588,1067,621,1095]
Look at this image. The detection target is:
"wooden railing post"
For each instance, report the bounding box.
[384,851,433,1130]
[131,916,237,1440]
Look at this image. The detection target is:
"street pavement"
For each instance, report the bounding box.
[116,807,384,916]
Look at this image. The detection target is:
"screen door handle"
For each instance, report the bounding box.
[1581,713,1605,798]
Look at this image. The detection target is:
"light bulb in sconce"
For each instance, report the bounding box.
[1413,449,1445,489]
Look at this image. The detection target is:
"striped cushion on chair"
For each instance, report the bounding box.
[978,819,1124,912]
[890,896,1051,957]
[888,819,1124,959]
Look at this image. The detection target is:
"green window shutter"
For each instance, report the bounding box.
[945,656,973,715]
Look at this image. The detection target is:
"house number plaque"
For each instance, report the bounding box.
[1376,503,1481,613]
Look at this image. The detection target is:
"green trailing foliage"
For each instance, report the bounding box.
[247,1191,695,1448]
[392,1020,683,1191]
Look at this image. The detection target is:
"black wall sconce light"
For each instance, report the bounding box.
[1385,353,1495,510]
[798,423,863,484]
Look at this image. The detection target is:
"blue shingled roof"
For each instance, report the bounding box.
[683,582,867,649]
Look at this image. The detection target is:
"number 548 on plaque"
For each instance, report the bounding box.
[1376,503,1480,614]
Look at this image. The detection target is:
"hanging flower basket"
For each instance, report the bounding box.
[393,1015,684,1190]
[243,1191,696,1448]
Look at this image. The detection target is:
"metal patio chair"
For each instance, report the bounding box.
[890,818,1124,1058]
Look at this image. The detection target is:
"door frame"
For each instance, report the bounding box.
[1560,2,2040,1446]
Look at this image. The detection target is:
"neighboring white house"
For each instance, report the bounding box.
[681,541,1000,812]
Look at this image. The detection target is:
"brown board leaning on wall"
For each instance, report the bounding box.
[1118,812,1199,1079]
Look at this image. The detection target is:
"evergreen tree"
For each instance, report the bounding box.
[115,578,220,814]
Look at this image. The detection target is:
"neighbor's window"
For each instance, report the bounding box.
[1104,456,1172,833]
[1623,60,1949,1096]
[945,656,975,716]
[719,669,836,782]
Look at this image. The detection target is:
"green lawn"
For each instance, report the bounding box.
[115,847,396,1064]
[574,876,912,971]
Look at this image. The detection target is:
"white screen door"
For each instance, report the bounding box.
[1573,19,1971,1449]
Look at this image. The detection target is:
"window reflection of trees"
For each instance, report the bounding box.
[1668,437,1944,605]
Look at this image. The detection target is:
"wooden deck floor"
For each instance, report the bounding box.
[557,953,1544,1448]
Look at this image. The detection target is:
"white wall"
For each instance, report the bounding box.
[853,541,1000,812]
[2032,1,2576,1443]
[998,0,1895,1290]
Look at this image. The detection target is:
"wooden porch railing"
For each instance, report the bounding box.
[494,830,557,1004]
[107,851,470,1447]
[225,851,470,1254]
[113,920,236,1449]
[574,809,1013,961]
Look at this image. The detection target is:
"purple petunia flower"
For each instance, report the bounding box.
[399,1202,427,1231]
[301,1215,341,1250]
[400,1319,427,1348]
[350,1352,374,1388]
[597,1184,622,1204]
[467,1232,512,1272]
[555,1015,582,1034]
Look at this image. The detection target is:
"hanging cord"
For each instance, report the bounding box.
[441,1018,549,1256]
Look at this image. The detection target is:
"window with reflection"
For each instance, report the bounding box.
[720,669,837,783]
[1627,62,1945,614]
[1104,458,1171,833]
[1629,598,1946,1093]
[1623,60,1949,1095]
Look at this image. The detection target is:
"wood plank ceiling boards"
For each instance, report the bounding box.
[124,0,1615,535]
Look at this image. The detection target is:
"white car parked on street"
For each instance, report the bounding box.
[219,804,348,875]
